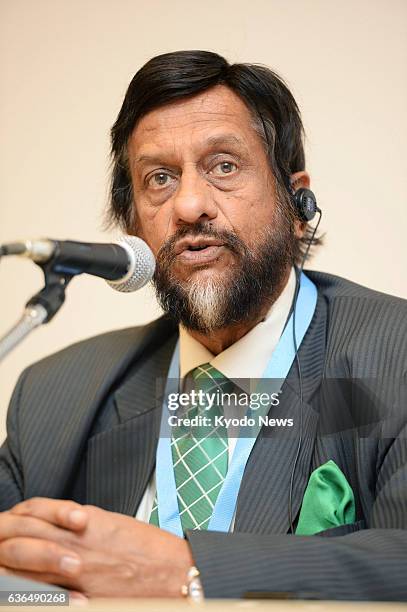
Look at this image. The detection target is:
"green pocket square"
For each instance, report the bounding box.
[295,460,356,535]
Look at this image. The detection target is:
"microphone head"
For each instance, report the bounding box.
[107,235,155,293]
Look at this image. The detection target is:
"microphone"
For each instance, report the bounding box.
[0,235,156,292]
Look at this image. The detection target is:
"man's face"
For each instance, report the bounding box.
[127,85,296,332]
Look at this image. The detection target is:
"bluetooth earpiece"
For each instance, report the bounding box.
[292,187,319,222]
[287,175,320,222]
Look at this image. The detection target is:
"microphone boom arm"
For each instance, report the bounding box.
[0,262,73,364]
[0,304,48,363]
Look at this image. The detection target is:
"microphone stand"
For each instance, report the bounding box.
[0,261,73,363]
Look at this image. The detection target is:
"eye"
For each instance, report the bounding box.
[147,171,175,189]
[211,161,238,176]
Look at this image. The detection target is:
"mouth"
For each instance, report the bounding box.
[175,237,227,264]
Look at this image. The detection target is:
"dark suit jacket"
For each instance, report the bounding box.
[1,271,407,600]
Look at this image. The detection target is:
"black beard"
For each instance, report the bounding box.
[152,218,296,334]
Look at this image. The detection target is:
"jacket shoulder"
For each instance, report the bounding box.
[306,270,407,376]
[306,269,406,306]
[307,270,407,326]
[12,315,177,409]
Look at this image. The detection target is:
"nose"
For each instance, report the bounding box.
[172,168,218,226]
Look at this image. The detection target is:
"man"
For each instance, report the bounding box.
[0,50,406,601]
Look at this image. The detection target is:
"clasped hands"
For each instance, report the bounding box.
[0,499,193,599]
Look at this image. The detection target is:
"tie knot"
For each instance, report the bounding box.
[192,362,221,380]
[191,363,235,395]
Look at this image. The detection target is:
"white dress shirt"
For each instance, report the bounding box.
[135,267,296,523]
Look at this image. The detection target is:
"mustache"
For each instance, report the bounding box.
[156,223,248,265]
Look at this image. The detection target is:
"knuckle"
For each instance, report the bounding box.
[82,504,95,512]
[64,501,83,513]
[0,514,15,542]
[1,538,21,562]
[116,562,136,581]
[13,498,37,514]
[57,501,84,523]
[42,541,64,569]
[9,501,27,514]
[82,504,97,517]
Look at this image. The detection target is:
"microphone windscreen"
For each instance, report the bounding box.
[107,235,155,292]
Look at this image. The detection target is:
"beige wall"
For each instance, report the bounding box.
[1,0,406,442]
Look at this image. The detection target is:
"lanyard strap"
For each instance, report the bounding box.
[155,271,318,537]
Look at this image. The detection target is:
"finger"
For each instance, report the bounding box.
[0,513,76,546]
[0,537,82,578]
[11,499,88,531]
[69,591,89,607]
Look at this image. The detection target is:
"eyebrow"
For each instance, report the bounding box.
[204,134,247,149]
[132,133,247,166]
[133,154,169,165]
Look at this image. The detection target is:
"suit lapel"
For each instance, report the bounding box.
[85,333,177,515]
[25,317,176,501]
[235,293,327,534]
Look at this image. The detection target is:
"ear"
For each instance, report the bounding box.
[289,171,311,239]
[290,170,310,191]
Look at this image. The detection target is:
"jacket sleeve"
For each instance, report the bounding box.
[187,427,407,601]
[0,370,28,511]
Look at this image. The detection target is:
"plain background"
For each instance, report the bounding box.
[1,0,406,443]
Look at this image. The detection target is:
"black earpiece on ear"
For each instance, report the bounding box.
[293,187,319,222]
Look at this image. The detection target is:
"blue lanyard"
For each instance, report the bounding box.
[155,271,318,537]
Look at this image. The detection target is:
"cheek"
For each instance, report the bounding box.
[218,184,276,246]
[133,200,173,256]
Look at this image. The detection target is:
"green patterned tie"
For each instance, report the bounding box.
[150,363,231,532]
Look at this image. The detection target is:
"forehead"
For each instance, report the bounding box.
[128,85,260,156]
